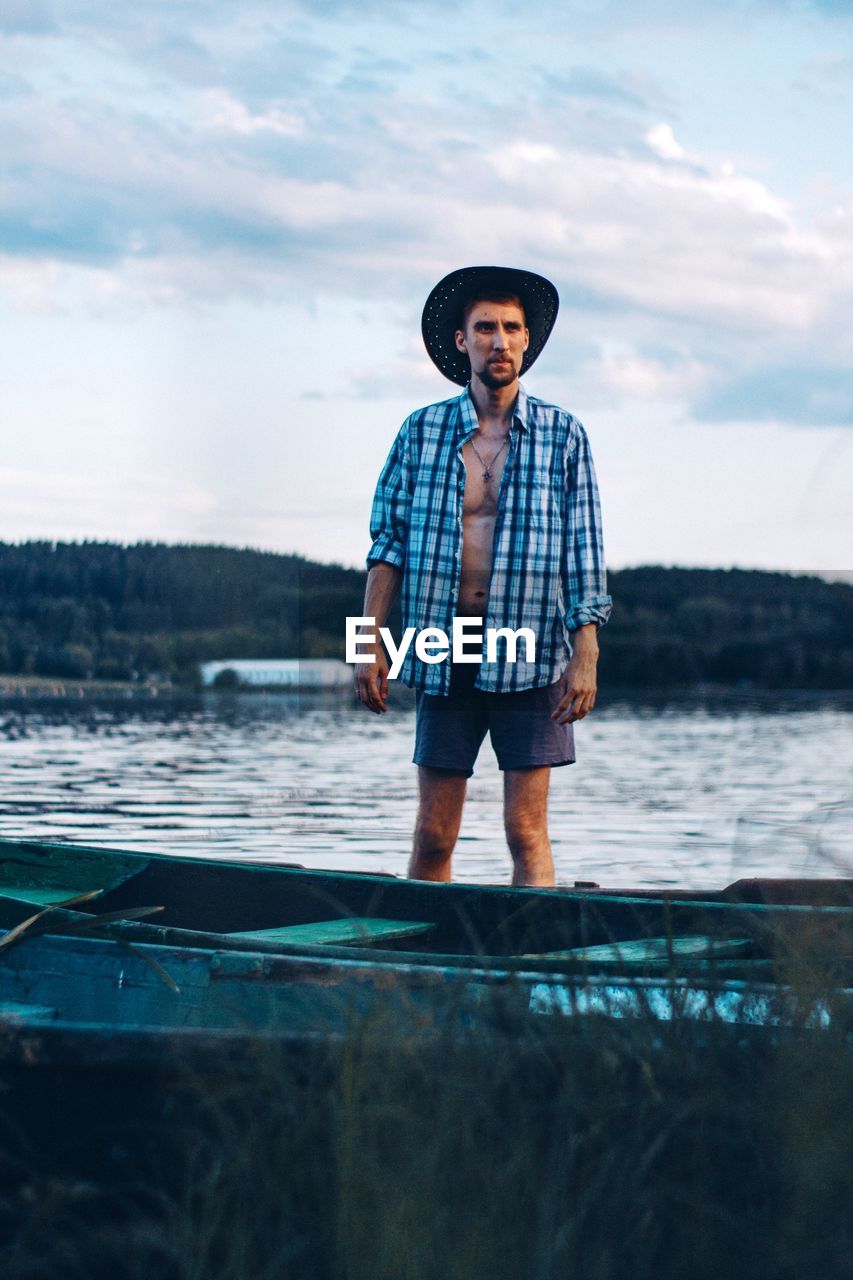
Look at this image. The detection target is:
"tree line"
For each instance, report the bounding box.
[0,541,850,689]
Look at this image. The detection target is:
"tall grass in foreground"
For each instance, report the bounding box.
[1,966,851,1280]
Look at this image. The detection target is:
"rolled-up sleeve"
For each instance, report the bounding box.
[366,417,413,570]
[562,421,612,631]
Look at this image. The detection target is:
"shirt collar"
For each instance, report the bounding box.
[455,382,531,442]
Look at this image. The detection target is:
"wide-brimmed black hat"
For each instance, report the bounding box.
[421,265,559,386]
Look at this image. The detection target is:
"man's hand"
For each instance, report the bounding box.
[354,644,391,714]
[354,563,401,714]
[551,625,599,725]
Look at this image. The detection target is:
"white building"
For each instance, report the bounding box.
[199,659,352,689]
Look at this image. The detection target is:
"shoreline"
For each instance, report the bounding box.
[0,675,169,698]
[0,674,850,710]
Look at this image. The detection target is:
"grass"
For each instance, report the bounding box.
[0,675,160,698]
[0,956,851,1279]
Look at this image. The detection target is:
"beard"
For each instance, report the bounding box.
[476,360,518,389]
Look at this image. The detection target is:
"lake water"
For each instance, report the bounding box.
[0,690,850,890]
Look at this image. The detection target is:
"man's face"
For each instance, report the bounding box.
[455,299,529,390]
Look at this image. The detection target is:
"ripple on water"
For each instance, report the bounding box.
[0,694,849,888]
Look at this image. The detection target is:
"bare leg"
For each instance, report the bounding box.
[408,766,468,882]
[504,767,555,887]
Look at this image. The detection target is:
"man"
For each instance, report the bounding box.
[355,265,611,886]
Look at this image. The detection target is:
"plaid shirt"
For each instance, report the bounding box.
[367,383,611,695]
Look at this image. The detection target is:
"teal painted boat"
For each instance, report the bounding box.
[0,836,851,983]
[2,912,848,1280]
[1,843,848,1189]
[1,923,836,1059]
[4,925,824,1214]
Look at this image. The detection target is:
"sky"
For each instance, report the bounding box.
[1,0,852,574]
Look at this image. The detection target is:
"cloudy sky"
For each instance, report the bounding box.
[1,0,851,573]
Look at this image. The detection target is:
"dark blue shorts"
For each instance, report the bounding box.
[413,662,575,777]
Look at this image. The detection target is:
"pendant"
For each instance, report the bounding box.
[482,469,491,482]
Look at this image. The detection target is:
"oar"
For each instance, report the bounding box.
[0,891,163,954]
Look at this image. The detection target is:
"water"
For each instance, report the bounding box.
[0,690,849,889]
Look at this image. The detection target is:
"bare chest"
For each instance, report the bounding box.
[460,437,509,517]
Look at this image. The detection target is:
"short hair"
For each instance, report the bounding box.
[458,291,526,331]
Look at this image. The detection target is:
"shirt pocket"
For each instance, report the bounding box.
[527,477,563,533]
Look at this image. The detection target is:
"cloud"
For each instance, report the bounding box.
[792,52,853,101]
[486,128,845,331]
[0,0,56,35]
[645,123,686,161]
[541,66,671,113]
[0,466,219,542]
[197,89,305,138]
[695,366,853,425]
[2,82,848,310]
[0,70,33,98]
[0,2,852,432]
[583,347,710,406]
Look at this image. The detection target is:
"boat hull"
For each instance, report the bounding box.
[1,836,851,982]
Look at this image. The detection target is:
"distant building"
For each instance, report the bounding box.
[200,659,352,689]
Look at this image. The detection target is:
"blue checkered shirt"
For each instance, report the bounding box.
[367,383,611,695]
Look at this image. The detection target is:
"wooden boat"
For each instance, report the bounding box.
[2,842,848,1275]
[3,927,823,1214]
[0,843,847,1188]
[0,922,835,1061]
[1,836,851,983]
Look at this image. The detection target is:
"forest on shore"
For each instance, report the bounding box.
[0,541,850,690]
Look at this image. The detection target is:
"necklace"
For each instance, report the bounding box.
[469,433,509,483]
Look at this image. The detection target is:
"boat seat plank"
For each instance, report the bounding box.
[532,935,755,965]
[0,1002,59,1022]
[0,886,94,906]
[226,918,434,947]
